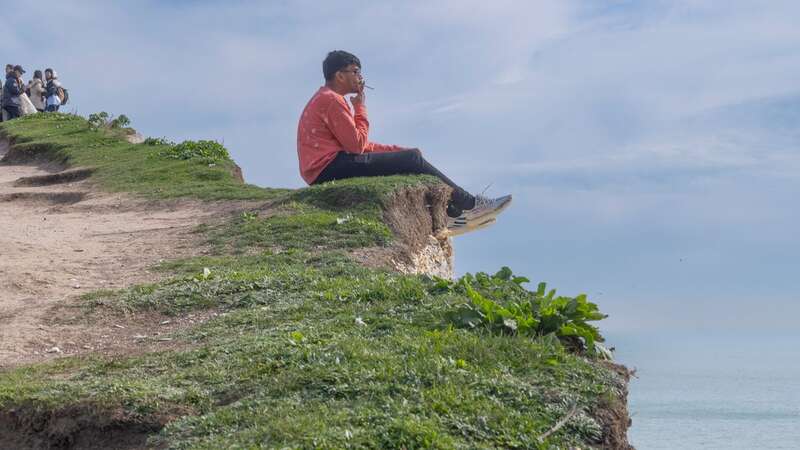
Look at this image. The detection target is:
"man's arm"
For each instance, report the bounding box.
[351,87,403,153]
[326,90,402,154]
[325,96,371,154]
[356,106,402,153]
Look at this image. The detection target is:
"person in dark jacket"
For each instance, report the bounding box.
[2,65,26,120]
[44,68,63,112]
[0,64,12,121]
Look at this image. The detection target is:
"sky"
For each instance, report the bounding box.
[3,0,798,335]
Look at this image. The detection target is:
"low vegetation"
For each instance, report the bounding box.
[0,113,280,200]
[87,111,130,130]
[0,113,627,449]
[158,140,231,163]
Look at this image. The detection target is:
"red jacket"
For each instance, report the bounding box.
[297,86,401,184]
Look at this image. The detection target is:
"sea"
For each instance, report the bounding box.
[608,332,800,449]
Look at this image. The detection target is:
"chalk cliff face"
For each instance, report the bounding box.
[392,234,453,279]
[376,183,455,279]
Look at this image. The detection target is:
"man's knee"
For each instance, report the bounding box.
[401,148,424,165]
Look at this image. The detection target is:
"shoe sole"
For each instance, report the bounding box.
[446,217,497,237]
[466,195,512,223]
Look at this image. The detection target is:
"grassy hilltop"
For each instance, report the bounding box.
[0,113,630,449]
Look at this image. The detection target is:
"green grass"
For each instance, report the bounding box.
[0,113,626,449]
[2,251,623,448]
[60,249,623,448]
[208,203,393,255]
[287,174,441,217]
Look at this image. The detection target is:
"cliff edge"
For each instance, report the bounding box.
[0,113,632,449]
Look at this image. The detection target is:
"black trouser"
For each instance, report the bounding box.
[45,105,59,112]
[3,105,20,120]
[314,149,476,216]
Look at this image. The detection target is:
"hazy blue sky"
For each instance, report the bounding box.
[3,1,798,334]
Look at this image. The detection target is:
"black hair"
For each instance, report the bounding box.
[44,68,53,74]
[323,50,360,81]
[33,70,43,80]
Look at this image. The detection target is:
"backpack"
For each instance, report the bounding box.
[57,86,69,105]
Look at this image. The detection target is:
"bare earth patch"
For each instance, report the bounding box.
[0,147,255,368]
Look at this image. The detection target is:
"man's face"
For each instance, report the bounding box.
[337,64,363,94]
[45,71,52,80]
[5,67,11,75]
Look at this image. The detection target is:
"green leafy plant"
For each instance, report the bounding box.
[240,211,258,222]
[159,140,231,162]
[88,111,131,130]
[109,114,130,129]
[448,267,610,358]
[87,111,110,129]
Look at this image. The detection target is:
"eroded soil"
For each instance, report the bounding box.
[0,143,253,368]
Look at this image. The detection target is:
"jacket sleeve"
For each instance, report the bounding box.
[365,141,403,153]
[325,97,401,154]
[11,80,25,96]
[6,79,23,96]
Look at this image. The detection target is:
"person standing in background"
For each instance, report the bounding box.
[2,65,26,120]
[44,68,62,112]
[27,70,46,113]
[1,64,12,121]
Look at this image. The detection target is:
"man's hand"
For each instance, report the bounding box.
[350,81,366,108]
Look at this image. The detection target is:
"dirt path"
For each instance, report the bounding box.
[0,142,250,367]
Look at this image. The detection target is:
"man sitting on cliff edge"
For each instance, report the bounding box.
[297,50,511,235]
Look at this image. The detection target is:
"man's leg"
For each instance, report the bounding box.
[315,150,476,214]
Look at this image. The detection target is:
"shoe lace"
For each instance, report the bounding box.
[473,183,494,207]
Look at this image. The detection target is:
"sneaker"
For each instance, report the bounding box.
[447,194,512,227]
[446,216,497,237]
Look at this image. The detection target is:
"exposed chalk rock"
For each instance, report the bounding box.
[124,131,145,144]
[392,235,453,279]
